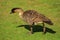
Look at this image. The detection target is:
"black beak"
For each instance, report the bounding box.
[10,12,13,14]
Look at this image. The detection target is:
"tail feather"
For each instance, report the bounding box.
[42,17,53,25]
[43,20,53,25]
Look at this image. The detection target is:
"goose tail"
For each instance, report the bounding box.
[43,18,53,25]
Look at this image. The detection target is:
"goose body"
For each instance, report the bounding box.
[22,10,53,25]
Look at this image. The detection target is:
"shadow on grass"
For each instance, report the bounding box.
[17,25,56,34]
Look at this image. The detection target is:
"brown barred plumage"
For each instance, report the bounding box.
[10,8,53,34]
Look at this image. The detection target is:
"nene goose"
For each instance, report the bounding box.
[10,8,53,34]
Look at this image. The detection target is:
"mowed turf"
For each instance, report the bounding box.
[0,0,60,40]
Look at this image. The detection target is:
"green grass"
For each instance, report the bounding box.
[0,0,60,40]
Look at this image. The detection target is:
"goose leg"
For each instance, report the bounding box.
[30,26,33,34]
[43,23,46,34]
[30,22,34,34]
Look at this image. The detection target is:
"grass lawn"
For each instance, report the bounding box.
[0,0,60,40]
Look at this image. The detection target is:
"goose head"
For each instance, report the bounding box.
[10,8,24,16]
